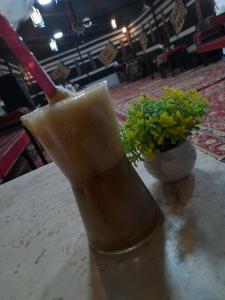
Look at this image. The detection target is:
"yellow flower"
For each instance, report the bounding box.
[127,131,135,140]
[173,89,184,100]
[136,111,143,118]
[162,87,184,100]
[146,148,154,160]
[175,111,182,120]
[183,116,193,126]
[150,129,159,139]
[159,112,175,126]
[145,117,154,125]
[157,135,164,145]
[168,126,186,136]
[135,140,141,147]
[188,89,198,100]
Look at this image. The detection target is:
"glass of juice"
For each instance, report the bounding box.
[22,82,163,254]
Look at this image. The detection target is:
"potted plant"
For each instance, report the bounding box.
[121,87,208,182]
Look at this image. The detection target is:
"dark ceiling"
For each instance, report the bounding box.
[0,0,144,61]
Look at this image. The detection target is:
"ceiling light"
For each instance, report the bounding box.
[82,17,92,28]
[31,7,45,28]
[53,31,63,39]
[111,19,117,30]
[38,0,53,5]
[122,26,127,34]
[143,2,150,10]
[49,38,58,51]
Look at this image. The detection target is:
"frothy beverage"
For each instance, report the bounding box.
[22,82,162,254]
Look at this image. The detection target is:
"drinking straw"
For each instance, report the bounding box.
[0,13,57,100]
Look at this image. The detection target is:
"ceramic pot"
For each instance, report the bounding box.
[143,140,197,182]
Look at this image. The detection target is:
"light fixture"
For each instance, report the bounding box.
[111,18,117,30]
[122,26,127,34]
[82,17,92,28]
[143,2,150,10]
[38,0,53,5]
[53,31,63,39]
[49,38,58,51]
[31,7,45,28]
[21,67,33,84]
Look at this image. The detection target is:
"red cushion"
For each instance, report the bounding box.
[156,45,186,67]
[197,36,225,53]
[0,129,30,179]
[194,32,203,46]
[157,53,168,67]
[167,45,186,56]
[0,107,31,127]
[115,109,127,128]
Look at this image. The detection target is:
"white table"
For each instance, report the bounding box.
[0,151,225,300]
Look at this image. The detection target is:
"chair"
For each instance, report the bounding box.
[157,45,187,78]
[194,13,225,65]
[126,60,143,82]
[0,74,34,113]
[0,107,48,183]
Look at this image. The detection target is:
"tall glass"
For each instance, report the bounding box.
[22,82,163,254]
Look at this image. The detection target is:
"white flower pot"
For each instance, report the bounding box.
[143,140,197,182]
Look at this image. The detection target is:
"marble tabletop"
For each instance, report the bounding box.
[0,151,225,300]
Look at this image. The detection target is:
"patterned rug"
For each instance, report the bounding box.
[111,59,225,162]
[5,60,225,183]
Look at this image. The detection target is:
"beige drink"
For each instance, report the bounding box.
[22,82,162,254]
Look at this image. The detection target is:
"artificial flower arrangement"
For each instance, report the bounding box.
[121,87,208,165]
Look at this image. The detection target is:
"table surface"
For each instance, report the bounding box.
[0,151,225,300]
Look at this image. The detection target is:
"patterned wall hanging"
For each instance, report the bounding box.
[195,0,202,21]
[161,11,170,40]
[170,0,188,34]
[98,41,118,66]
[148,20,156,43]
[88,52,97,70]
[75,60,81,77]
[139,30,149,50]
[50,63,70,81]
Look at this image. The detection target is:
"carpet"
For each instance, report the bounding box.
[5,60,225,183]
[111,59,225,162]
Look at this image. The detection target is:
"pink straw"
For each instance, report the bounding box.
[0,14,57,99]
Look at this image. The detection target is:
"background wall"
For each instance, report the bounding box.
[0,0,215,105]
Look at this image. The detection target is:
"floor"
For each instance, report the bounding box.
[111,58,225,162]
[7,59,225,182]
